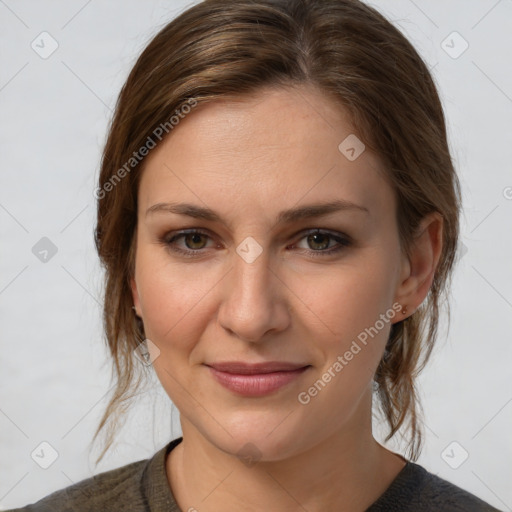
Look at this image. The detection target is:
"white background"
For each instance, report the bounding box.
[0,0,511,510]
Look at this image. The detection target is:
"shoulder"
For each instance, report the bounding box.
[368,461,503,512]
[6,459,148,512]
[5,439,180,512]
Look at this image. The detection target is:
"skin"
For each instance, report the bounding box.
[130,84,443,511]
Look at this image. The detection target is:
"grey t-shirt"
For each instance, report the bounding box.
[7,437,502,511]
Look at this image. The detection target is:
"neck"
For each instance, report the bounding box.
[166,392,406,511]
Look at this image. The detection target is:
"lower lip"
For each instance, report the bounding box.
[207,366,310,397]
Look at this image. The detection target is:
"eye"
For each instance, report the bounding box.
[161,229,216,257]
[291,229,352,258]
[160,228,352,259]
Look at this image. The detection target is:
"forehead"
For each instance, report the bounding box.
[137,85,394,223]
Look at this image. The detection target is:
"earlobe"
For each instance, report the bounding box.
[393,212,443,316]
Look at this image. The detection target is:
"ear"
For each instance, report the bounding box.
[130,276,142,318]
[393,212,443,319]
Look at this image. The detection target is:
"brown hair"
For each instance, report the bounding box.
[92,0,462,465]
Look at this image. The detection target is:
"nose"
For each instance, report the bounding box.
[217,248,291,343]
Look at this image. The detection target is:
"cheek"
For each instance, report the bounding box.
[303,252,396,342]
[301,252,398,395]
[135,247,214,349]
[134,252,215,406]
[297,272,395,428]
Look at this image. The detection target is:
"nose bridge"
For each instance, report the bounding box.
[218,242,288,341]
[230,246,273,307]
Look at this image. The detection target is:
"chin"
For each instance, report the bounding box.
[197,412,306,463]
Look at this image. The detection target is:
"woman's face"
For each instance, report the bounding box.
[131,85,409,460]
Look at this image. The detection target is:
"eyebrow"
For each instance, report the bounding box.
[146,199,369,224]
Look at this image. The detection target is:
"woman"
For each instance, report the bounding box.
[8,0,502,510]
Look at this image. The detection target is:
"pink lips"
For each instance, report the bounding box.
[205,361,310,397]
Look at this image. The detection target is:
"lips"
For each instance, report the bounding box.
[205,361,311,396]
[206,361,309,374]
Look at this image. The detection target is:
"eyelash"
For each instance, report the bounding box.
[160,228,352,259]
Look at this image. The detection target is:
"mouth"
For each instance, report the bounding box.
[204,361,311,396]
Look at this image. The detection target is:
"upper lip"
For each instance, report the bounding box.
[205,361,310,374]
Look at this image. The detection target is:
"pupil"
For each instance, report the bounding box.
[310,234,329,250]
[188,234,204,249]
